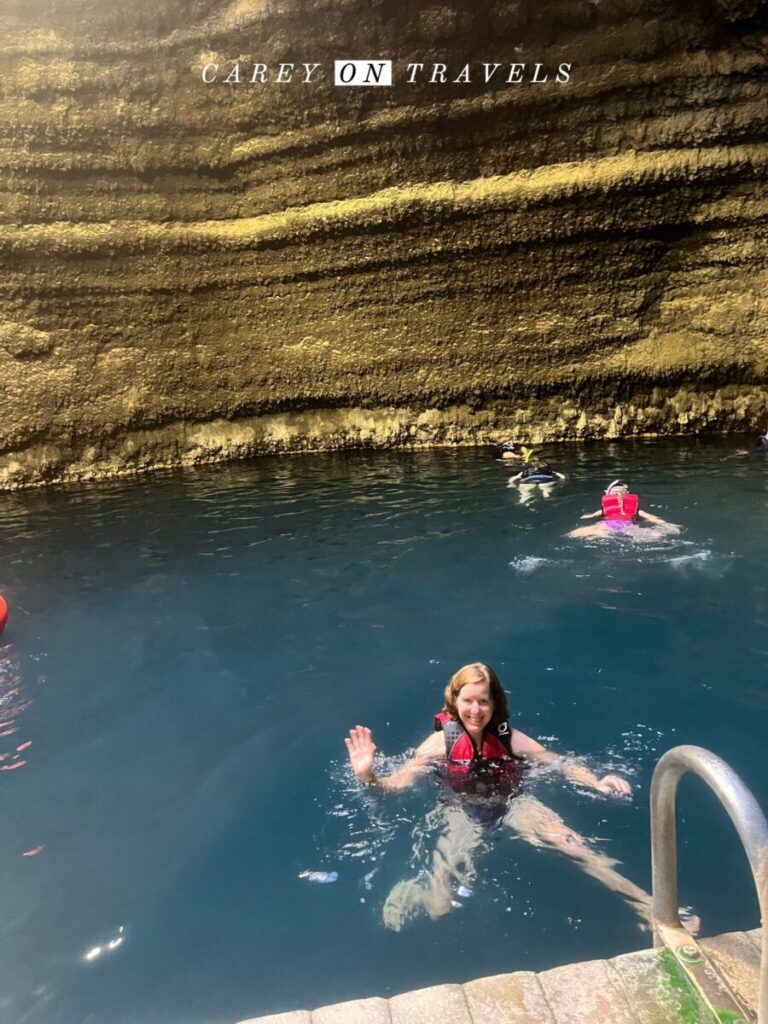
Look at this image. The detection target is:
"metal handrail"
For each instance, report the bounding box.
[651,745,768,1024]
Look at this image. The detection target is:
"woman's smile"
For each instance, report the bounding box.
[457,681,494,735]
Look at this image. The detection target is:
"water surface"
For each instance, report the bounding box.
[0,439,766,1023]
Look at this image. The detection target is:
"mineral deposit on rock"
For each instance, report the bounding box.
[0,0,766,487]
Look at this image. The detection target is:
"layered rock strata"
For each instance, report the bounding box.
[1,0,767,487]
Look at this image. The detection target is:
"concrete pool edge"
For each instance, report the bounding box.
[238,927,762,1024]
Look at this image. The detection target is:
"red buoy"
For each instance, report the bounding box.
[0,595,7,636]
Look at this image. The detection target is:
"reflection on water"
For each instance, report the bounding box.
[0,440,766,1023]
[0,645,33,775]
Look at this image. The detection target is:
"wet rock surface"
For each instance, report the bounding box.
[1,0,767,488]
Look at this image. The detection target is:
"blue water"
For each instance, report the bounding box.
[0,440,766,1024]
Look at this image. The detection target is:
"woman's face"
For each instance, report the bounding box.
[456,681,494,733]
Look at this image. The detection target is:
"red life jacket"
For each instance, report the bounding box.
[601,492,639,521]
[433,711,524,796]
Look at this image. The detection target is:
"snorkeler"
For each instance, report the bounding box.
[345,663,657,932]
[567,480,681,540]
[727,432,768,458]
[508,457,565,485]
[508,456,565,502]
[489,439,535,463]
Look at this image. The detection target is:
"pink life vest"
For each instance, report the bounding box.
[601,492,639,521]
[433,711,524,796]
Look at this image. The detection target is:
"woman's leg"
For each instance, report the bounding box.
[567,524,608,539]
[504,794,654,928]
[382,806,485,931]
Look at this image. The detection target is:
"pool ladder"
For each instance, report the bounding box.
[651,745,768,1024]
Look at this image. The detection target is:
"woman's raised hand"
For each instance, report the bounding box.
[345,725,376,783]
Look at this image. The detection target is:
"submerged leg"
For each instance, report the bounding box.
[566,524,606,539]
[504,795,654,928]
[383,806,484,931]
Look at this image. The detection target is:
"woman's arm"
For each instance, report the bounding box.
[579,509,603,520]
[344,726,443,792]
[510,728,631,796]
[637,510,681,531]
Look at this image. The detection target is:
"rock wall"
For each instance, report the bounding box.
[1,0,767,487]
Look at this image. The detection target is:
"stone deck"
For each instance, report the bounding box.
[238,929,762,1024]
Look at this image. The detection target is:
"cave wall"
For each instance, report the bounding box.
[1,0,767,487]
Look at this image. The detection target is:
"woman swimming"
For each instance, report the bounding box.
[567,480,681,540]
[489,438,536,463]
[507,457,565,499]
[726,433,768,458]
[345,663,657,932]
